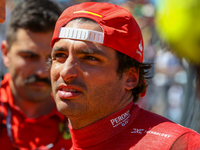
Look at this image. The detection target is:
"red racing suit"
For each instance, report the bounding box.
[69,101,200,150]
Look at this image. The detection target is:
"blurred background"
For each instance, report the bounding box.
[1,0,200,133]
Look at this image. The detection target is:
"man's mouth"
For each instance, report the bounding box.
[61,88,79,93]
[58,86,82,99]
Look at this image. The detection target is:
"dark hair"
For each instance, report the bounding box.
[116,51,152,103]
[6,0,63,47]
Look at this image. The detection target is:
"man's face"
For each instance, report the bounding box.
[51,22,131,128]
[4,29,53,102]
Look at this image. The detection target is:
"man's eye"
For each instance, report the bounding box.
[54,53,67,58]
[52,53,67,60]
[52,53,67,62]
[22,54,37,59]
[84,56,99,61]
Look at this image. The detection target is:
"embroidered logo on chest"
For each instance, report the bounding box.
[131,128,171,138]
[110,110,130,128]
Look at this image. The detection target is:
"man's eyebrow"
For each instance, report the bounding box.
[52,46,106,56]
[18,50,38,55]
[76,48,106,56]
[52,46,67,52]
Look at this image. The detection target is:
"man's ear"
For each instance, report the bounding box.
[1,40,10,68]
[124,67,139,90]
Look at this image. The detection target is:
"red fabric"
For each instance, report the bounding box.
[51,2,143,63]
[0,73,72,150]
[69,102,200,150]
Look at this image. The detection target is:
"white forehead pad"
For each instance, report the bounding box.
[59,27,104,44]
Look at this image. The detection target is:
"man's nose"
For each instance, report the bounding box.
[59,56,78,82]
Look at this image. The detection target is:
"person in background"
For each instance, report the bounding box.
[0,0,7,83]
[0,0,5,23]
[50,2,200,149]
[0,0,72,149]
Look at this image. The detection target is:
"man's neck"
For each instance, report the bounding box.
[68,95,133,130]
[14,96,55,118]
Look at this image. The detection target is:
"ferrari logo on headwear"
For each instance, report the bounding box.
[73,11,102,17]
